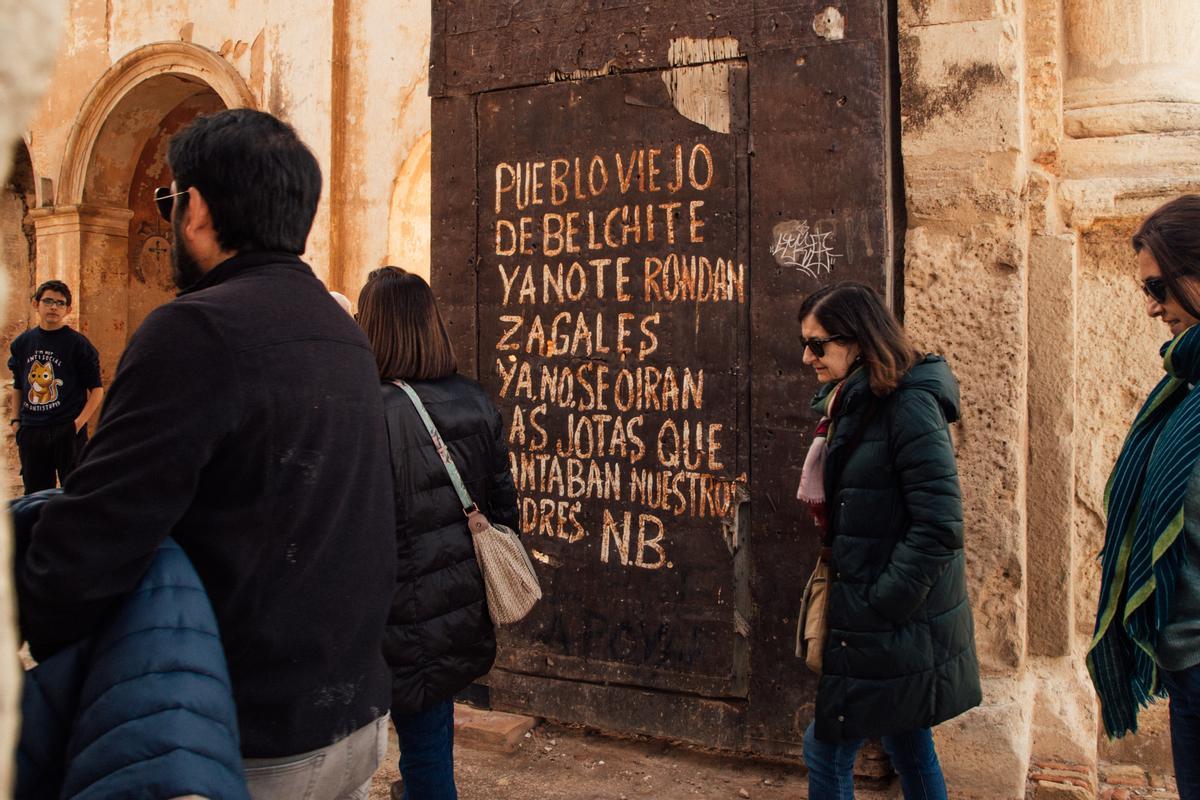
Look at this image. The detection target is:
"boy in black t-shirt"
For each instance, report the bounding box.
[8,281,104,493]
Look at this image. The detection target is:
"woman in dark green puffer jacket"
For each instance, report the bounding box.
[796,282,981,799]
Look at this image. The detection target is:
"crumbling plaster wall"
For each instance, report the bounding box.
[28,0,337,276]
[24,0,433,300]
[340,0,432,299]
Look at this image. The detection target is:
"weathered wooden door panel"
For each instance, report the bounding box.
[434,1,754,97]
[430,94,480,378]
[475,68,752,699]
[431,0,898,754]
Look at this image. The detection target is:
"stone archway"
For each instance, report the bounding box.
[57,42,256,206]
[32,42,255,385]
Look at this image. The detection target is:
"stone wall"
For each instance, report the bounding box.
[1,144,35,497]
[898,2,1032,795]
[22,0,432,322]
[0,0,68,791]
[900,0,1200,795]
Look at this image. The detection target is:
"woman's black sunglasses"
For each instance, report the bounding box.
[154,186,187,221]
[1142,277,1168,304]
[802,335,851,358]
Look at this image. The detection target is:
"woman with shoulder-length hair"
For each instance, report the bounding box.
[795,281,981,799]
[357,266,519,800]
[1089,195,1200,800]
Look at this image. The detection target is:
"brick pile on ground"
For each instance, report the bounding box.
[1027,759,1181,800]
[1098,763,1178,800]
[1029,760,1096,800]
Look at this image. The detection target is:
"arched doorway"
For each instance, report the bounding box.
[32,43,255,385]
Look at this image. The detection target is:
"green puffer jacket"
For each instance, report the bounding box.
[812,355,981,742]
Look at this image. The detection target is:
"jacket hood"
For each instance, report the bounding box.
[897,355,961,423]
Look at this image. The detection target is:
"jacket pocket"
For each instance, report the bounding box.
[824,620,933,680]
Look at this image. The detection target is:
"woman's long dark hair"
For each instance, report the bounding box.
[1133,195,1200,321]
[356,266,458,381]
[799,281,919,396]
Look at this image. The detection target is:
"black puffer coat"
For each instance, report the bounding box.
[381,375,519,715]
[813,356,981,742]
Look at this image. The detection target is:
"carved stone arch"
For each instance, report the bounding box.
[33,42,255,392]
[58,41,256,205]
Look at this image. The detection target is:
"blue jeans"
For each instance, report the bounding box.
[803,723,948,800]
[1163,662,1200,800]
[393,699,457,800]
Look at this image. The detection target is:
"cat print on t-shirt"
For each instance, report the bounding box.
[26,359,63,406]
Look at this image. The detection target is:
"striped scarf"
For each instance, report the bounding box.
[796,378,849,531]
[1089,324,1200,738]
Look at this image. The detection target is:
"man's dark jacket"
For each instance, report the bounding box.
[381,376,519,715]
[814,356,981,742]
[19,252,396,758]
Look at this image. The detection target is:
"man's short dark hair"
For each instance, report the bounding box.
[34,280,71,305]
[167,109,322,255]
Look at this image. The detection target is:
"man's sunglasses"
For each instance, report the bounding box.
[154,186,187,221]
[1143,277,1169,305]
[38,298,68,308]
[802,335,851,358]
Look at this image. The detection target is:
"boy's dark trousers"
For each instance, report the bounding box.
[16,422,87,494]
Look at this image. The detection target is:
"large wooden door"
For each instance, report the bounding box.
[431,1,899,756]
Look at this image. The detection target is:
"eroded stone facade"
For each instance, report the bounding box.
[901,0,1200,794]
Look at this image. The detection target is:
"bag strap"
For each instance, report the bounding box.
[392,380,477,514]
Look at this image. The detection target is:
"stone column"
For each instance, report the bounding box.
[1064,0,1200,138]
[1062,0,1200,181]
[30,205,134,385]
[1026,234,1076,659]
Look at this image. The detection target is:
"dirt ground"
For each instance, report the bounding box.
[367,717,899,800]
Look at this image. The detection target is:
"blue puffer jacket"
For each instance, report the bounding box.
[14,491,249,800]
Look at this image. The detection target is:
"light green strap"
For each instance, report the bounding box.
[392,380,476,512]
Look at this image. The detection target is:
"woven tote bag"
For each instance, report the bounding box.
[393,381,542,625]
